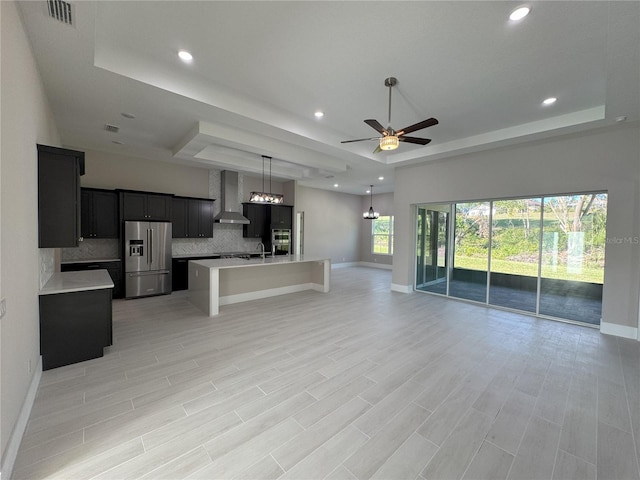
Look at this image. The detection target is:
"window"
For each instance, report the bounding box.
[372,215,394,255]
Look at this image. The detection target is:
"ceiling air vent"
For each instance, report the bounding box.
[105,124,120,133]
[47,0,74,26]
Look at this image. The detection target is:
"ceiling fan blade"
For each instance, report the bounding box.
[373,145,382,154]
[341,137,379,144]
[398,136,432,145]
[364,119,388,135]
[396,117,438,136]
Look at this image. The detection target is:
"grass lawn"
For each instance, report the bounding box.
[455,256,604,284]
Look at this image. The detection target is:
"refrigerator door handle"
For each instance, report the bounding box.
[127,270,170,277]
[148,228,152,265]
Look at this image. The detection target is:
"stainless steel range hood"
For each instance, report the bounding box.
[213,170,250,224]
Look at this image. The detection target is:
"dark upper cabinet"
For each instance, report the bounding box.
[270,205,293,229]
[81,188,118,238]
[171,196,214,238]
[120,191,172,221]
[242,203,292,238]
[37,144,85,248]
[242,203,267,238]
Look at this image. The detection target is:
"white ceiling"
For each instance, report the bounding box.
[17,1,640,194]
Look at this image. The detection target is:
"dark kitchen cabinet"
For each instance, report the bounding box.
[172,196,215,238]
[37,144,85,248]
[39,287,112,370]
[172,255,221,291]
[120,191,172,221]
[242,203,292,239]
[269,205,293,229]
[242,203,267,238]
[61,261,123,299]
[81,188,118,239]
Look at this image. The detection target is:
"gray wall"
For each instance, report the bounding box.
[393,124,640,337]
[359,192,394,267]
[81,148,210,198]
[1,0,61,467]
[295,185,362,264]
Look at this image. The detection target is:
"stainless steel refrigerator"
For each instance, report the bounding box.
[124,221,172,298]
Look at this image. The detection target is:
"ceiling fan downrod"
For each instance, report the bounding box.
[385,77,397,130]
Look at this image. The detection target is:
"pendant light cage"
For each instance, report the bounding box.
[363,184,380,220]
[250,155,284,204]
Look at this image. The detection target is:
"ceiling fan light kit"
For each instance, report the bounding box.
[380,135,399,151]
[342,77,438,154]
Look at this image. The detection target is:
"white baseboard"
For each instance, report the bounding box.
[331,262,359,269]
[2,357,42,480]
[220,283,317,306]
[391,283,413,293]
[600,321,638,340]
[358,262,392,270]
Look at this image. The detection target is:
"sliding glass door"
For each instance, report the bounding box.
[416,206,449,294]
[488,198,541,313]
[415,192,607,326]
[539,194,606,324]
[450,202,490,302]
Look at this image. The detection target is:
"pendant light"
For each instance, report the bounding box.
[250,156,284,204]
[363,185,379,220]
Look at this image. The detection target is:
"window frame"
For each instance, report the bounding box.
[371,215,394,255]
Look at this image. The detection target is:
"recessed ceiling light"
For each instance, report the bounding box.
[378,176,384,181]
[121,112,136,119]
[542,97,557,106]
[333,184,339,188]
[615,115,628,123]
[366,189,371,194]
[178,50,193,62]
[314,111,324,118]
[509,5,531,21]
[112,140,124,145]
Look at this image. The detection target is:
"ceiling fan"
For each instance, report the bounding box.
[341,77,438,154]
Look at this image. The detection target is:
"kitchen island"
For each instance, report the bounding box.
[188,255,330,316]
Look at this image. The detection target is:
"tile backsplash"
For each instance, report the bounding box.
[172,225,261,256]
[61,239,119,261]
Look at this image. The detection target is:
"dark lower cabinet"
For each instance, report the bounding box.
[61,261,123,298]
[39,288,112,370]
[172,258,189,291]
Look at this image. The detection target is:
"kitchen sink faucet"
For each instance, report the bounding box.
[256,242,265,259]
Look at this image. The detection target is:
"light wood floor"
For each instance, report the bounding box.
[13,267,640,479]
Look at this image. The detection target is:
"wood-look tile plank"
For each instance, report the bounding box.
[596,421,640,480]
[278,426,368,480]
[461,440,514,480]
[370,433,438,480]
[272,396,371,471]
[507,415,561,480]
[344,402,431,480]
[552,450,596,480]
[486,389,537,455]
[421,408,494,480]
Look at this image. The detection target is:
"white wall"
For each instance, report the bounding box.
[295,186,362,264]
[81,149,210,198]
[1,0,61,471]
[393,124,640,336]
[360,192,394,267]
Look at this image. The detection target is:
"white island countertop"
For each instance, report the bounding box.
[39,270,114,296]
[188,256,331,316]
[191,255,327,270]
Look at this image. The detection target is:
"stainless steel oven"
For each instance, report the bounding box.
[271,229,291,255]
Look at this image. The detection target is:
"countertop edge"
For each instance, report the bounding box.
[190,256,330,270]
[39,270,115,296]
